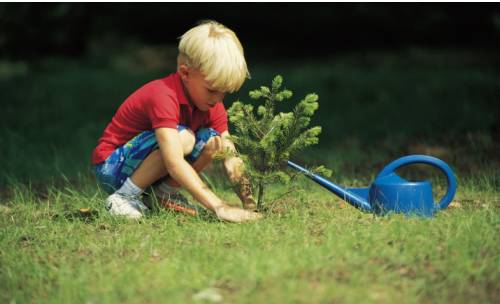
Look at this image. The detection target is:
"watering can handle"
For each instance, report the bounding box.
[376,155,457,210]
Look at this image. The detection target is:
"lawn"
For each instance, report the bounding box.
[0,47,499,303]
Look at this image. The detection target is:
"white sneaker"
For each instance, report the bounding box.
[105,193,148,219]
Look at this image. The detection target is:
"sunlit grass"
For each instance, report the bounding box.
[0,174,498,303]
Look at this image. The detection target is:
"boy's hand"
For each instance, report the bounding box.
[220,131,258,210]
[215,205,262,223]
[240,196,257,211]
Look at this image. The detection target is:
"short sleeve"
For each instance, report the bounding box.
[145,93,180,130]
[208,102,228,134]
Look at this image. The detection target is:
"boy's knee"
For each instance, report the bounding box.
[179,128,195,156]
[202,135,223,159]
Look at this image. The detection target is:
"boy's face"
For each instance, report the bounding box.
[178,65,225,112]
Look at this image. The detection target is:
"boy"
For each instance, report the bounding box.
[92,20,262,223]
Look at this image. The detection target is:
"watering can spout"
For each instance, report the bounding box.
[287,161,373,212]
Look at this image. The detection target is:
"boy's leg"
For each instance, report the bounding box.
[95,127,195,219]
[130,128,195,189]
[191,135,223,171]
[162,134,222,187]
[151,128,222,215]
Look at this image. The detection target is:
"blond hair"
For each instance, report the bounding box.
[178,20,249,93]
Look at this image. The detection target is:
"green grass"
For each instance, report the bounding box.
[1,47,499,303]
[1,177,498,303]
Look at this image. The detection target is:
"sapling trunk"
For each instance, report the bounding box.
[227,75,328,210]
[257,180,264,208]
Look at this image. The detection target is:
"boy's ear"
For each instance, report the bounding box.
[178,64,190,81]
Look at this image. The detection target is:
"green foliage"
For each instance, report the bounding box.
[228,75,327,207]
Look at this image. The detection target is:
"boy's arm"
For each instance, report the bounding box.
[220,131,257,210]
[156,128,223,211]
[155,128,261,221]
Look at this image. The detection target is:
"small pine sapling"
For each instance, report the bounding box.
[227,75,331,209]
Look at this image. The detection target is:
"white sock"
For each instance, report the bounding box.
[116,178,144,197]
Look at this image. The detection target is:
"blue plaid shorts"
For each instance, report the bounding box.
[94,125,219,193]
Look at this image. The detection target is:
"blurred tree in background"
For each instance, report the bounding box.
[1,3,499,60]
[0,4,90,58]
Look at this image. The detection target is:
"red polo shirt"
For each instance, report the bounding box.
[91,72,228,165]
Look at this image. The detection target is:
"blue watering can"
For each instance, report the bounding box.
[287,155,457,217]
